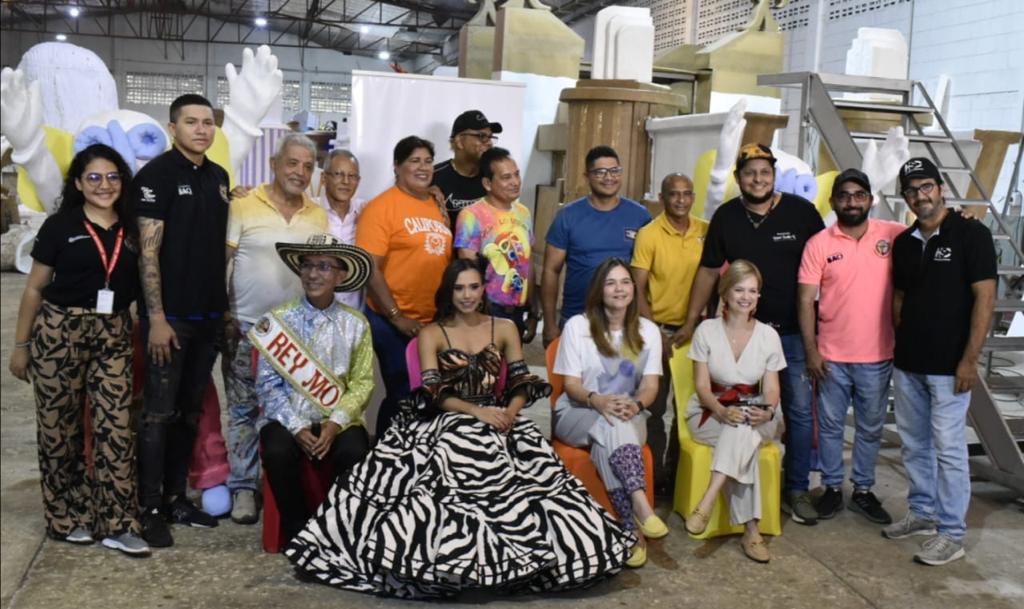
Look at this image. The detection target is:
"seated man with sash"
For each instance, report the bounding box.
[250,233,375,543]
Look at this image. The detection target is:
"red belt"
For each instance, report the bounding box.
[700,382,759,427]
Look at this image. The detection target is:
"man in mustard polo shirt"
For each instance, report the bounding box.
[632,173,708,496]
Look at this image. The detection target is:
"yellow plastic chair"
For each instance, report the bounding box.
[670,346,783,539]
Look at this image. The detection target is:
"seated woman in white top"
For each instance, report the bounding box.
[552,258,667,568]
[683,260,785,563]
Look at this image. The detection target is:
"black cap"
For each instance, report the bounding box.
[450,110,503,138]
[898,157,942,190]
[831,168,872,197]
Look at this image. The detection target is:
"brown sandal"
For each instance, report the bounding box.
[685,507,711,535]
[742,537,770,563]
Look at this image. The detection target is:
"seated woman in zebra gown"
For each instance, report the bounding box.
[286,258,634,598]
[682,260,785,563]
[552,258,668,569]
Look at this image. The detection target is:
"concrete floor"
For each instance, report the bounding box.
[2,271,1023,609]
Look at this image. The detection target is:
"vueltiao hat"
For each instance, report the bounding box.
[275,233,373,293]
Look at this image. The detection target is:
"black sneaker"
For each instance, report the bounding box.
[165,497,219,529]
[850,490,893,524]
[816,487,844,520]
[140,507,174,548]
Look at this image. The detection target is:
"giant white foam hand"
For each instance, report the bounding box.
[706,98,747,218]
[222,45,284,173]
[861,126,910,214]
[1,67,63,214]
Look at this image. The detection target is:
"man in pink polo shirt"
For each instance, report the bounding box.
[797,168,905,525]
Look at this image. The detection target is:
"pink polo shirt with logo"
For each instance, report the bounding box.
[798,219,906,363]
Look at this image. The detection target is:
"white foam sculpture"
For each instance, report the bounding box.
[845,28,908,102]
[591,6,654,83]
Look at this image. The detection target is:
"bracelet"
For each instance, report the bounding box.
[635,399,645,410]
[586,391,596,407]
[14,340,31,348]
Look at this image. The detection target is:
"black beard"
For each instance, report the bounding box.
[836,208,869,226]
[740,188,773,205]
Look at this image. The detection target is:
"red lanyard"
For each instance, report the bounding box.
[82,221,125,289]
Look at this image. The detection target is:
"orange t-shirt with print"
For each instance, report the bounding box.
[356,186,452,323]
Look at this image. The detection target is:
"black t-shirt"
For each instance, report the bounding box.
[133,146,230,319]
[700,193,825,335]
[892,211,997,374]
[31,206,140,311]
[432,159,486,227]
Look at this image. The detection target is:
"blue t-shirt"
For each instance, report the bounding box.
[546,196,651,320]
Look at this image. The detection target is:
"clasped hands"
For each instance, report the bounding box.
[712,403,772,427]
[590,393,641,424]
[295,421,341,460]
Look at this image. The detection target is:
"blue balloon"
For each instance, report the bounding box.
[201,484,231,517]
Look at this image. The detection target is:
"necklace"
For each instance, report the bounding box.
[742,194,778,229]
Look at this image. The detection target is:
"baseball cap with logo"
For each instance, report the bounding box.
[831,168,872,197]
[450,110,503,138]
[735,143,777,171]
[898,157,942,190]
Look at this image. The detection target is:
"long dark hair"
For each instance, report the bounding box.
[433,257,488,323]
[59,144,138,243]
[584,257,644,358]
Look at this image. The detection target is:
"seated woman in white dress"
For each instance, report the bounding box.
[683,260,785,563]
[553,258,668,568]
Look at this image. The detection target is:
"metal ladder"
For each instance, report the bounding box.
[760,71,1024,494]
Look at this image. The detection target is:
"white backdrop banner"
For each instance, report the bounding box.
[351,70,526,203]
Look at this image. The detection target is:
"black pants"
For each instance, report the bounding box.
[260,421,370,542]
[137,318,220,509]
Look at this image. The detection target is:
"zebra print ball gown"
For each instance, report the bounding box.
[285,344,635,598]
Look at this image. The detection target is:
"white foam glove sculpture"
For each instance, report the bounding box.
[706,98,747,219]
[861,126,910,212]
[1,67,62,214]
[222,45,283,174]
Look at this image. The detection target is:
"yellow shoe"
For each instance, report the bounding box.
[635,514,669,539]
[626,542,647,568]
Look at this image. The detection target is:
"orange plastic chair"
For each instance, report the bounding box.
[545,338,655,517]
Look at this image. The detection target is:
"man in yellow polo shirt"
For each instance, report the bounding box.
[632,173,708,496]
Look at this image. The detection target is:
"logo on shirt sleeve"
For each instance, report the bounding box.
[624,228,638,241]
[934,247,952,262]
[140,186,156,203]
[874,239,891,257]
[219,184,230,204]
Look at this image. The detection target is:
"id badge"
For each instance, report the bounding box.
[96,289,115,314]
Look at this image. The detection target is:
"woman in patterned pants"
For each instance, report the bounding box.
[9,144,150,556]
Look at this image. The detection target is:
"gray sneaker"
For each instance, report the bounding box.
[882,511,937,539]
[914,535,965,566]
[230,489,260,525]
[102,532,152,557]
[782,491,819,525]
[65,526,94,545]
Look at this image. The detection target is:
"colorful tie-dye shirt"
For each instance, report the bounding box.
[454,199,533,307]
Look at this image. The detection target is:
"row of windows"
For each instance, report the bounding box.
[123,71,350,114]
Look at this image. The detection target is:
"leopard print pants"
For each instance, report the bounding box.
[30,301,140,538]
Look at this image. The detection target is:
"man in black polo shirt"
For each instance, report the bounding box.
[883,157,996,566]
[134,94,230,547]
[432,110,501,227]
[678,143,825,525]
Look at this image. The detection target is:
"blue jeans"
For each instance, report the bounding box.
[780,333,815,493]
[817,360,893,490]
[366,309,411,439]
[893,369,971,541]
[222,320,260,492]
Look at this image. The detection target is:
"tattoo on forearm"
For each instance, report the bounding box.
[138,218,165,314]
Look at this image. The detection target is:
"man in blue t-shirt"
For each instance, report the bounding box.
[541,145,652,347]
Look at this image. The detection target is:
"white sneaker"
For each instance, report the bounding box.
[102,532,152,556]
[65,527,94,545]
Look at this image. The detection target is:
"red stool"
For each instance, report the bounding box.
[261,456,335,553]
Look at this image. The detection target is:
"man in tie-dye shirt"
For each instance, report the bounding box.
[454,147,539,342]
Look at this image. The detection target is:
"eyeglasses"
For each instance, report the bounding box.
[587,167,624,178]
[460,131,497,143]
[901,182,938,199]
[323,171,360,181]
[83,172,122,185]
[299,261,342,274]
[835,191,871,204]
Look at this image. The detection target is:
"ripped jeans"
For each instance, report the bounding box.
[137,318,220,509]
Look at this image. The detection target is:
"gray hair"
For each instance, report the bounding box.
[324,148,359,168]
[274,132,318,160]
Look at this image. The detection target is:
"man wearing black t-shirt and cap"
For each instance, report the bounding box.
[677,142,825,526]
[134,94,230,547]
[433,110,502,227]
[883,157,996,566]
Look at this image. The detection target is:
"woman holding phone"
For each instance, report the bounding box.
[683,260,785,563]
